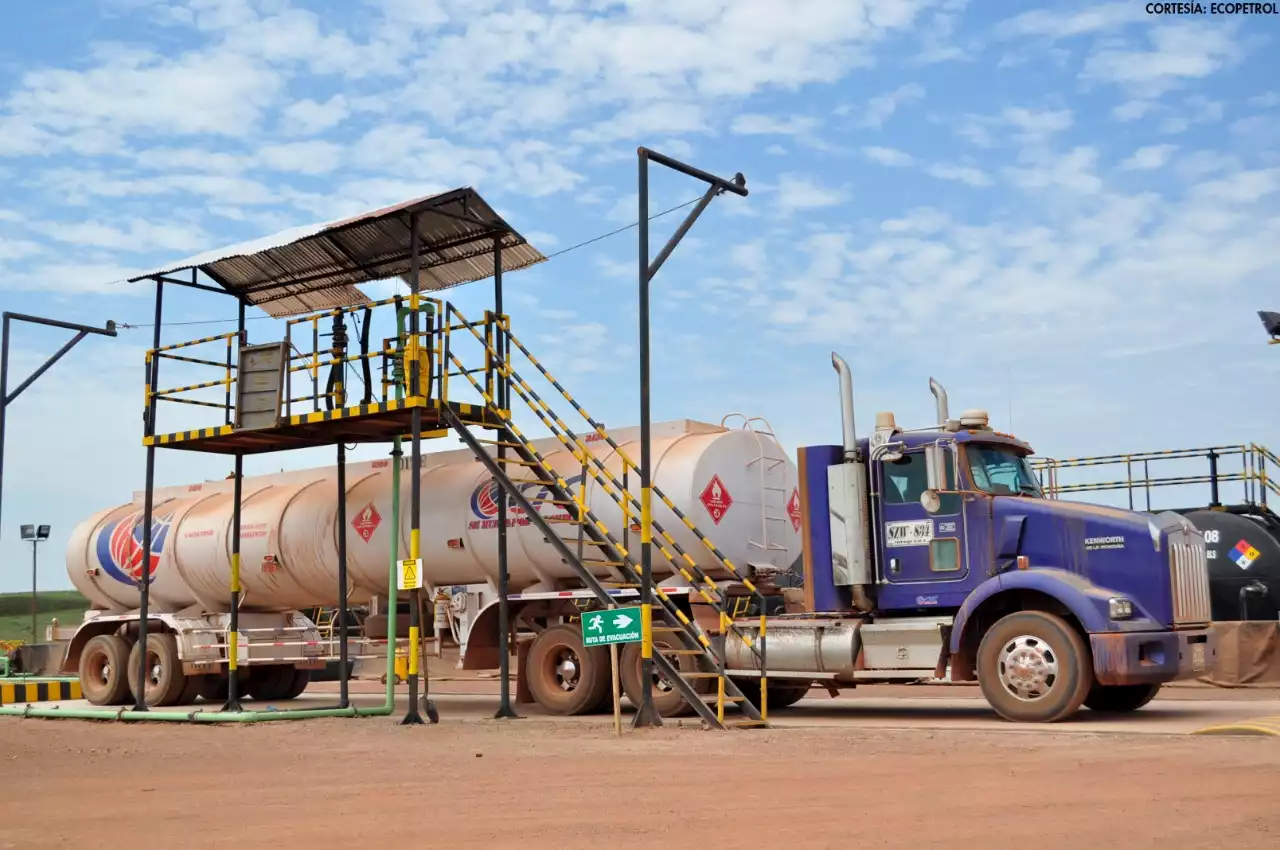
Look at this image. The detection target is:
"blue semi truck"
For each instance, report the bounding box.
[723,353,1217,723]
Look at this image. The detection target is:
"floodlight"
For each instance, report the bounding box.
[1259,311,1280,340]
[36,524,50,540]
[19,524,34,541]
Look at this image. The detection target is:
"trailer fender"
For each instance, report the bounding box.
[949,569,1113,659]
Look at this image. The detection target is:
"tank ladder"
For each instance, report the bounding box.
[722,414,792,574]
[438,305,773,730]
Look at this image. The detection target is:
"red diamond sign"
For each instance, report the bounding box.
[352,502,382,543]
[699,474,733,525]
[787,489,802,532]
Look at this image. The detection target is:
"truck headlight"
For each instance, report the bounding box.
[1109,597,1133,620]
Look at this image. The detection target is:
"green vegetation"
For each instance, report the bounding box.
[0,590,89,643]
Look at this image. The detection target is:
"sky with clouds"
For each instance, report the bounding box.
[0,0,1277,592]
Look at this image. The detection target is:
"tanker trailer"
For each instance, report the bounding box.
[62,417,801,712]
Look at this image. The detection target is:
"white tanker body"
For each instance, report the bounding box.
[61,418,801,709]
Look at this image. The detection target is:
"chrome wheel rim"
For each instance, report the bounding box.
[997,634,1059,701]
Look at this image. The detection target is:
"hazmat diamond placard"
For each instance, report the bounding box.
[352,502,381,543]
[699,474,733,525]
[787,488,802,532]
[580,606,643,647]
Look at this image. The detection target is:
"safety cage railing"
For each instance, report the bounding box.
[142,295,511,438]
[1031,444,1278,512]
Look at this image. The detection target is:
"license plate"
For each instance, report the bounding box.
[1192,643,1206,672]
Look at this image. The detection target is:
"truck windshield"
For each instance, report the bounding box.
[967,444,1043,498]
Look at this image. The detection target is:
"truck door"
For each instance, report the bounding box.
[877,449,968,589]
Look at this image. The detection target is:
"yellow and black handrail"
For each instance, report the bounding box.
[145,331,240,424]
[442,302,770,725]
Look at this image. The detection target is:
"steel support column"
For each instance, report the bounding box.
[135,278,164,711]
[493,235,520,720]
[633,147,747,729]
[402,211,428,726]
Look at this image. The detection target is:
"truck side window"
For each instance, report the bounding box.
[930,538,961,572]
[883,452,960,514]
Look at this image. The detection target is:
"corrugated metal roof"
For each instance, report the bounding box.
[129,187,547,318]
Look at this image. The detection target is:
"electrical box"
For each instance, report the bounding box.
[235,342,288,430]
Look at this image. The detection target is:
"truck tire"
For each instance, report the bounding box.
[527,624,611,715]
[247,665,295,700]
[279,668,310,700]
[620,636,714,717]
[79,634,132,705]
[1084,683,1161,713]
[731,677,813,711]
[976,611,1092,723]
[199,674,229,702]
[126,633,189,707]
[178,674,206,705]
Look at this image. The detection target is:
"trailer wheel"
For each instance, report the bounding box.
[1084,683,1161,713]
[279,668,310,701]
[526,624,611,716]
[178,674,206,705]
[247,665,295,701]
[977,611,1092,723]
[198,674,229,702]
[126,633,188,707]
[79,634,132,706]
[620,636,714,717]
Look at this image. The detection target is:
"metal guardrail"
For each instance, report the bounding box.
[1031,444,1277,511]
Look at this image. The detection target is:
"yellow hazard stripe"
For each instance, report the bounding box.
[0,680,82,705]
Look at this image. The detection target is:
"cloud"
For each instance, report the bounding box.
[862,82,925,129]
[1082,23,1244,98]
[862,146,914,167]
[280,95,350,135]
[1119,144,1176,171]
[730,114,820,136]
[775,173,850,212]
[994,3,1145,42]
[926,163,992,187]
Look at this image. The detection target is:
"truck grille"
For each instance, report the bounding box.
[1169,538,1211,625]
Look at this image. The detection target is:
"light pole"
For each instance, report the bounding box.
[19,523,50,643]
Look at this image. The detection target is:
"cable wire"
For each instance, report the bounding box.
[117,196,703,331]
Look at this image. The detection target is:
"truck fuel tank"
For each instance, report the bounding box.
[725,618,863,680]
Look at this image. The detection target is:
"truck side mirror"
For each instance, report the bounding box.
[924,443,946,491]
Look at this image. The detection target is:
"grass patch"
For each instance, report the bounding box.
[0,590,89,642]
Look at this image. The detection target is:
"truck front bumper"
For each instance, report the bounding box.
[1089,627,1217,687]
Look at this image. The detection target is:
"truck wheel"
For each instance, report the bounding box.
[199,674,229,702]
[79,634,132,705]
[731,677,813,711]
[247,665,295,700]
[279,668,311,700]
[126,633,189,707]
[1084,683,1161,713]
[178,674,206,705]
[620,636,714,717]
[526,624,611,715]
[976,611,1092,723]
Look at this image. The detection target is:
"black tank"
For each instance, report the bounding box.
[1178,509,1280,621]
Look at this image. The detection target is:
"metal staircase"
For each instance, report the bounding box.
[437,305,773,730]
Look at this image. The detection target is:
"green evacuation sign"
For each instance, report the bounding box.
[580,607,643,647]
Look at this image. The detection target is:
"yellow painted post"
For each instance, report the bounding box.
[759,613,768,723]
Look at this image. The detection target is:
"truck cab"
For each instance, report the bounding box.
[728,354,1217,723]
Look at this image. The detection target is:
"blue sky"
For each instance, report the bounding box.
[0,0,1277,592]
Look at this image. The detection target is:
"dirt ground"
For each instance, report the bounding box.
[2,711,1278,850]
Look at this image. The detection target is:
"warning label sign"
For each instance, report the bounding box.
[352,503,381,543]
[699,475,733,525]
[787,489,802,532]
